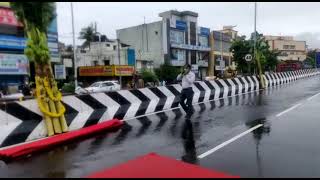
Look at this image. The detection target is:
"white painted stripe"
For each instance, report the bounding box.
[91,93,120,122]
[307,92,320,101]
[139,88,160,114]
[199,81,211,102]
[208,80,221,100]
[118,90,141,119]
[0,110,22,145]
[247,76,255,91]
[218,79,229,98]
[198,124,263,159]
[18,99,43,117]
[63,96,93,130]
[227,79,236,96]
[26,121,46,142]
[192,84,201,104]
[240,77,249,93]
[276,103,302,117]
[234,78,243,93]
[252,76,260,90]
[158,86,176,110]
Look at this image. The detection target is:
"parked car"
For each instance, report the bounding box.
[0,92,24,101]
[75,81,121,94]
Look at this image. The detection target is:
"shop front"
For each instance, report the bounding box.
[78,65,135,88]
[0,53,29,93]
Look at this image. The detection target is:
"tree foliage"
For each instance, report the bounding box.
[141,69,158,83]
[154,63,180,84]
[230,32,280,74]
[11,2,55,33]
[79,23,96,49]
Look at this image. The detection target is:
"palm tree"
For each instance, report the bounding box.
[79,23,96,49]
[11,2,68,136]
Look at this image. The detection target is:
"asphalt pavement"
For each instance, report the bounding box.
[1,76,320,178]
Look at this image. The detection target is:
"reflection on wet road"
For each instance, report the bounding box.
[1,76,320,178]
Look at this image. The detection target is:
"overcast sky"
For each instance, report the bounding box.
[57,2,320,49]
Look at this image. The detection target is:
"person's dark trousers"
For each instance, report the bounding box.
[180,87,194,115]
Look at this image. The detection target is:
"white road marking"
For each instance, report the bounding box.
[197,124,263,159]
[307,92,320,101]
[276,103,302,117]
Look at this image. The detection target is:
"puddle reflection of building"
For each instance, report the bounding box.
[181,118,198,165]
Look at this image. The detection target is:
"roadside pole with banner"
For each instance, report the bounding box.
[245,54,252,75]
[54,65,66,80]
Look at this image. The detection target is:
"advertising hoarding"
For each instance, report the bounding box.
[0,53,29,75]
[0,8,23,27]
[54,64,66,79]
[0,35,26,50]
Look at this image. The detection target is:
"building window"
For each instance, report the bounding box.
[198,35,209,47]
[113,45,117,50]
[170,29,184,44]
[106,44,110,47]
[155,31,158,35]
[171,49,185,61]
[290,52,294,55]
[290,45,295,49]
[283,45,289,49]
[104,60,110,65]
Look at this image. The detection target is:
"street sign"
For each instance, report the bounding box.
[245,54,252,62]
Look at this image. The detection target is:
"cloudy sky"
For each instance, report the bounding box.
[57,2,320,49]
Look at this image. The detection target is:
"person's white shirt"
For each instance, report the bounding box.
[177,71,195,89]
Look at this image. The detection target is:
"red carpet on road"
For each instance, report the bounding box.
[87,152,239,178]
[0,119,123,161]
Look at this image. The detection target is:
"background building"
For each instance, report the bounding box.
[264,35,307,62]
[117,10,211,79]
[211,30,234,75]
[0,2,60,92]
[76,39,134,67]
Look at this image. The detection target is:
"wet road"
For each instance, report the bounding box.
[1,76,320,178]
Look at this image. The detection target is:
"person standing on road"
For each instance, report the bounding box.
[177,64,195,116]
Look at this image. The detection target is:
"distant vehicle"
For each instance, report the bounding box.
[0,92,24,101]
[75,81,121,94]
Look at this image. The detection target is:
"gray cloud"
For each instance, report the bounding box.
[57,2,320,48]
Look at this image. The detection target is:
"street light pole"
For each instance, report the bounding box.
[71,2,78,88]
[117,39,122,88]
[254,2,265,89]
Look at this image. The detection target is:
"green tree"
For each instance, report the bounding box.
[79,23,96,49]
[154,63,180,84]
[306,50,317,68]
[141,69,158,83]
[11,2,69,135]
[229,35,251,74]
[11,2,55,77]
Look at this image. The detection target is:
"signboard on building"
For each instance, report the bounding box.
[0,8,23,27]
[0,35,26,50]
[171,43,210,51]
[191,64,199,74]
[0,2,10,8]
[79,65,134,77]
[47,4,60,63]
[54,64,66,79]
[79,66,113,76]
[114,65,134,76]
[0,53,29,75]
[175,20,187,31]
[200,27,210,36]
